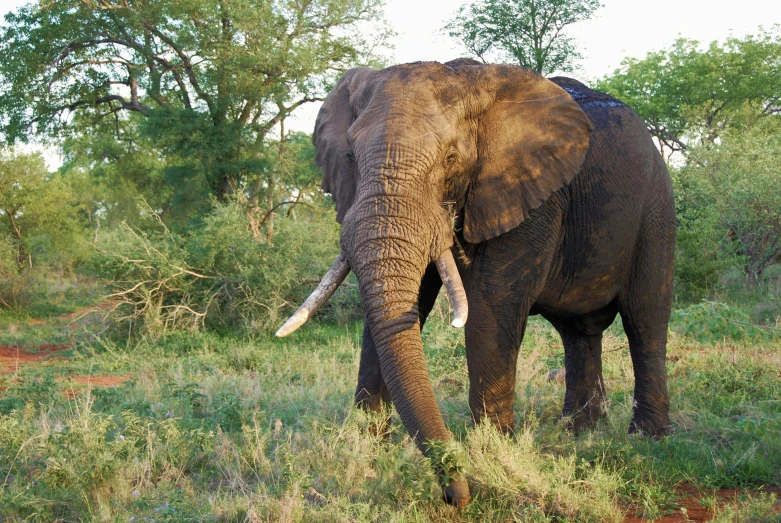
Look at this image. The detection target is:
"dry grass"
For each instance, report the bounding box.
[0,298,779,522]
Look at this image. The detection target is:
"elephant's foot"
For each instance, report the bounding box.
[628,415,671,439]
[629,394,671,438]
[355,388,392,437]
[562,400,604,433]
[470,405,515,435]
[442,472,471,509]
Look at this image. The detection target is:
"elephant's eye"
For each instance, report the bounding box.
[445,152,458,165]
[345,151,356,165]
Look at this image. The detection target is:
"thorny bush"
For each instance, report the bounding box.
[92,200,359,337]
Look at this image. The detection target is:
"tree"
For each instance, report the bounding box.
[244,129,323,241]
[0,0,390,206]
[59,110,174,232]
[680,118,781,282]
[444,0,601,75]
[0,149,82,273]
[595,27,781,158]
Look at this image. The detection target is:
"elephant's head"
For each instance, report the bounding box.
[277,60,592,506]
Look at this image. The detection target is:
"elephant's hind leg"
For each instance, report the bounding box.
[549,316,609,431]
[562,331,606,431]
[619,200,674,438]
[620,314,671,438]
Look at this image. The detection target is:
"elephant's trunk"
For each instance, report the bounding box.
[353,259,470,506]
[345,194,470,506]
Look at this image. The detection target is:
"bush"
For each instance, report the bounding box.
[671,168,740,301]
[671,300,779,344]
[0,235,46,309]
[92,199,359,337]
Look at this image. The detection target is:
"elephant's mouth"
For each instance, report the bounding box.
[276,248,468,337]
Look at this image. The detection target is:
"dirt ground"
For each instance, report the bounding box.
[0,343,71,374]
[624,484,781,522]
[0,343,132,395]
[1,304,132,394]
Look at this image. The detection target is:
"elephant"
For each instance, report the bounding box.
[276,58,676,507]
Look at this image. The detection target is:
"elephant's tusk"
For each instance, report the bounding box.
[275,252,351,337]
[435,249,468,328]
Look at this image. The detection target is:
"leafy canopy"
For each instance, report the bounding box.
[59,110,174,230]
[595,27,781,157]
[0,0,390,201]
[444,0,601,75]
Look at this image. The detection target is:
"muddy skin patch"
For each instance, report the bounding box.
[561,86,626,110]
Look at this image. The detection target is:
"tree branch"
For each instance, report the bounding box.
[259,199,313,229]
[253,96,324,143]
[142,24,216,116]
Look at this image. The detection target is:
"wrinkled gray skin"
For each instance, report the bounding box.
[311,59,675,507]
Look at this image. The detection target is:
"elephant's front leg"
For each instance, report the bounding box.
[355,322,392,413]
[465,296,529,433]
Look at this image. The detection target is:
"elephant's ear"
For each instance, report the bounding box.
[315,67,378,223]
[460,65,593,243]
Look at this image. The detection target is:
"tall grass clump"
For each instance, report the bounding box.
[92,199,359,337]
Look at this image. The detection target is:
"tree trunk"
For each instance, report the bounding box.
[5,210,28,271]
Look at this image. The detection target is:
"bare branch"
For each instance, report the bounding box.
[259,199,314,230]
[142,24,216,115]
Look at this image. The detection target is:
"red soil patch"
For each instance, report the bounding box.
[2,305,131,397]
[0,344,70,374]
[0,344,132,396]
[624,485,781,522]
[61,374,133,398]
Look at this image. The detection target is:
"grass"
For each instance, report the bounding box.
[0,294,780,522]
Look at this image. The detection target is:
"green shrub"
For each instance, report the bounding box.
[671,300,779,343]
[671,168,740,301]
[92,199,359,337]
[0,238,46,308]
[679,120,781,283]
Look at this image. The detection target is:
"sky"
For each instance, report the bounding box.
[1,0,780,160]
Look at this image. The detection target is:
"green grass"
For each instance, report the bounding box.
[0,296,780,522]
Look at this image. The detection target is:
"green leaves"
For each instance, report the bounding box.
[423,438,468,485]
[0,0,391,203]
[0,149,85,275]
[671,300,778,344]
[596,26,781,155]
[681,119,781,281]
